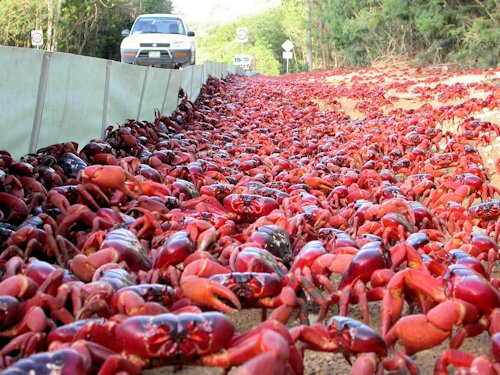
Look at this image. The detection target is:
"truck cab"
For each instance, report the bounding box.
[120,14,196,69]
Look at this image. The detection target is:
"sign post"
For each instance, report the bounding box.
[236,27,249,61]
[281,39,294,73]
[31,30,43,49]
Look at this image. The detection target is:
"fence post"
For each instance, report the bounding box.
[136,67,150,120]
[30,52,52,154]
[101,60,112,138]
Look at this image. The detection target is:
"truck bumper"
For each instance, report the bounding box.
[121,49,192,68]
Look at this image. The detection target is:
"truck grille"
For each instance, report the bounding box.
[140,43,170,47]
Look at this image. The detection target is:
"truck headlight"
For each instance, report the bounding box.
[120,37,141,52]
[172,41,190,49]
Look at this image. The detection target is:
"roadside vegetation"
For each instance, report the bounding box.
[0,0,173,59]
[0,0,498,75]
[200,0,499,74]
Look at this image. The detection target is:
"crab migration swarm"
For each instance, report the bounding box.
[0,67,499,375]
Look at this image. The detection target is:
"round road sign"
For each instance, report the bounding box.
[31,30,43,46]
[236,27,248,43]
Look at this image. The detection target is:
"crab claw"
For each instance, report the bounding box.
[81,165,142,197]
[384,299,479,355]
[180,276,241,313]
[302,175,334,192]
[235,352,286,375]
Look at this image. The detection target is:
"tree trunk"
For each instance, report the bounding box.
[306,0,312,71]
[322,45,328,70]
[52,0,61,51]
[78,3,98,55]
[46,0,54,51]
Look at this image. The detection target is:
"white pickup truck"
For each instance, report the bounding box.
[120,14,196,69]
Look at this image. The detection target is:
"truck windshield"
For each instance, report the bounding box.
[131,17,186,35]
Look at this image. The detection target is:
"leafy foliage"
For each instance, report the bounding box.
[0,0,172,60]
[0,0,46,47]
[309,0,498,70]
[0,0,497,73]
[196,0,303,75]
[140,0,173,14]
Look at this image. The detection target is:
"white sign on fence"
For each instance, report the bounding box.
[31,30,43,47]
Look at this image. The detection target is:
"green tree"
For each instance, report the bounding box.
[451,14,500,67]
[310,0,498,68]
[0,0,497,70]
[56,0,172,59]
[0,0,172,59]
[197,0,307,75]
[0,0,47,47]
[140,0,172,14]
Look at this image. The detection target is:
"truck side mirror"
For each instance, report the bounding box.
[187,31,195,37]
[121,29,130,37]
